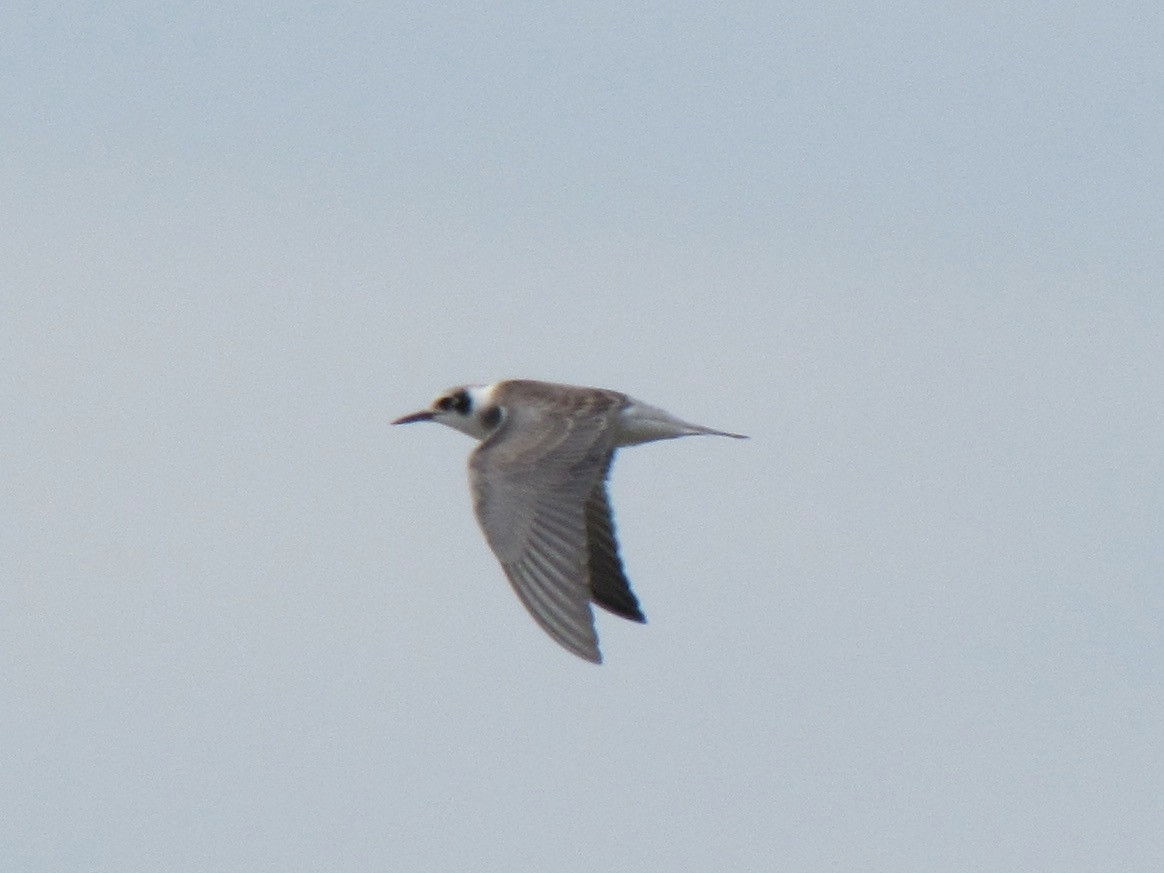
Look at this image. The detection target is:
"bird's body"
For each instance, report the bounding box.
[393,379,746,663]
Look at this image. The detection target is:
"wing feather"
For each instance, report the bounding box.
[468,383,635,661]
[585,481,645,623]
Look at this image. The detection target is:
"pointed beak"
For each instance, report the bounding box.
[391,409,435,425]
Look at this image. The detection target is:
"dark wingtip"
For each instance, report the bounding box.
[571,645,604,664]
[594,600,647,624]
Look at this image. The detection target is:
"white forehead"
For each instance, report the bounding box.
[465,383,500,408]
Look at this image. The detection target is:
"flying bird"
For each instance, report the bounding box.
[392,379,747,663]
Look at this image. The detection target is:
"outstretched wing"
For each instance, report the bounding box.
[585,476,645,623]
[468,384,625,662]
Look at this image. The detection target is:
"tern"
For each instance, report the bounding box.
[392,379,747,663]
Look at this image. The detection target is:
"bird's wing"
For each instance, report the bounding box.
[585,478,645,623]
[468,387,624,662]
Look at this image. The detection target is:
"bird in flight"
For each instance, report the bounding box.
[392,379,747,663]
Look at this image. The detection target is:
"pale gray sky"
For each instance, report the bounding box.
[3,3,1162,871]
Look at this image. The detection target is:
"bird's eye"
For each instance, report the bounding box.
[436,391,470,414]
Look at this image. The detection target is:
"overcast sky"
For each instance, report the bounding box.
[3,3,1162,871]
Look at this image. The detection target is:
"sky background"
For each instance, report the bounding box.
[3,3,1163,871]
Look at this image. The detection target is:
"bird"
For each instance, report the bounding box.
[392,379,747,663]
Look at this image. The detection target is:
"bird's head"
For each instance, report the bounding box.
[392,384,504,440]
